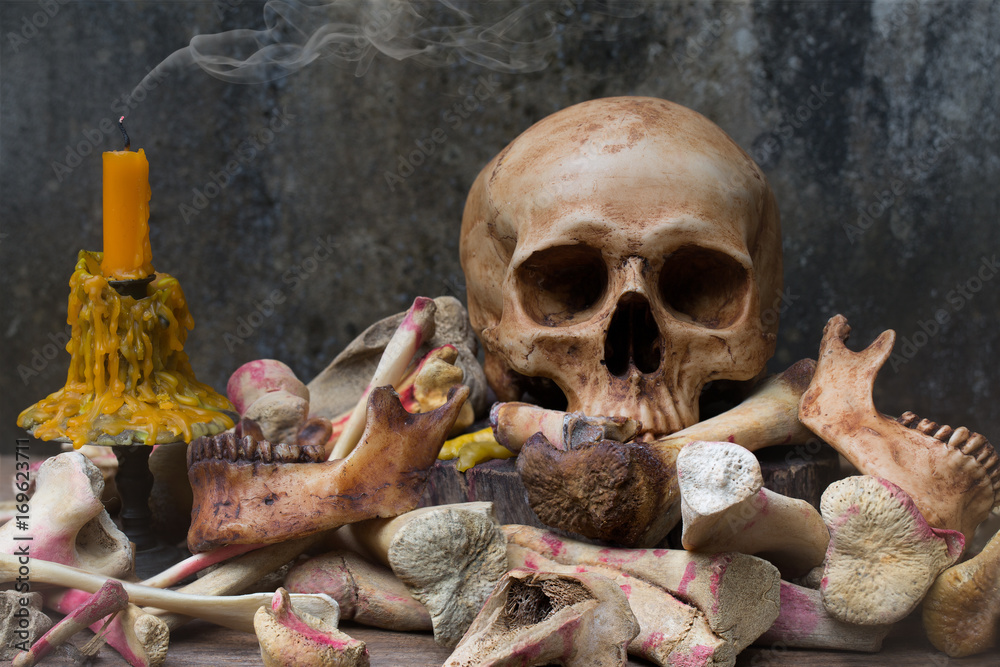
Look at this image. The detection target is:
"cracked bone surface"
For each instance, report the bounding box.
[755,581,891,652]
[13,579,128,667]
[799,314,999,545]
[516,360,816,547]
[444,568,638,667]
[186,383,469,551]
[345,501,508,646]
[0,451,133,578]
[255,588,369,667]
[0,554,338,634]
[923,525,1000,657]
[820,476,964,625]
[285,550,432,631]
[677,440,829,577]
[506,543,732,666]
[503,524,780,656]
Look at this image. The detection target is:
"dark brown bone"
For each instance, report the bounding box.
[516,433,675,546]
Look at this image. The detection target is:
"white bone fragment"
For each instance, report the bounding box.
[677,440,829,577]
[329,296,437,460]
[255,588,368,667]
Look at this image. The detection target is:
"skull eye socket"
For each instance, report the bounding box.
[658,246,750,329]
[516,245,607,326]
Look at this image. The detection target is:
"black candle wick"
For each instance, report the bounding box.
[118,116,131,150]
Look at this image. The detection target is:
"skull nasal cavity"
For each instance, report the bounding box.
[604,293,662,377]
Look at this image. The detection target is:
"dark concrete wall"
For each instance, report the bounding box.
[2,1,998,455]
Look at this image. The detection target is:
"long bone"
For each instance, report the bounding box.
[0,554,338,634]
[187,383,469,551]
[502,524,781,655]
[329,296,436,460]
[506,543,732,667]
[754,581,892,652]
[799,314,999,545]
[147,535,322,631]
[517,360,816,546]
[923,525,1000,657]
[14,580,128,667]
[677,440,829,577]
[490,402,641,453]
[285,550,432,631]
[344,502,508,646]
[48,539,312,667]
[46,593,169,667]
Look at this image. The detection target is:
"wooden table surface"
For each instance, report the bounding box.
[39,615,996,666]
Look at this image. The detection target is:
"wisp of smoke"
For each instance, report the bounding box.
[128,0,630,102]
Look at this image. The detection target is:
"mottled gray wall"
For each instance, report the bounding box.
[2,0,998,455]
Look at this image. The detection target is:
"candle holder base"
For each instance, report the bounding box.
[112,444,188,579]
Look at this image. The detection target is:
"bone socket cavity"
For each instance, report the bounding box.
[444,569,638,667]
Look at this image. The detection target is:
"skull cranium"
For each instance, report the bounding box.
[461,97,782,438]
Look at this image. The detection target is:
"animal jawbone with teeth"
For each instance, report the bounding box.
[187,385,469,553]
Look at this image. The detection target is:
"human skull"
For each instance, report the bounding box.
[461,97,782,437]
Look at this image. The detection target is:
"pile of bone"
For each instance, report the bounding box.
[4,305,1000,666]
[4,448,999,667]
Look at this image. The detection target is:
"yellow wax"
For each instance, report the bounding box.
[101,148,153,280]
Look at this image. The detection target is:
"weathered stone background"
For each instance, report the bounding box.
[2,0,998,455]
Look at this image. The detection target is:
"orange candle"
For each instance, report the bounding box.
[101,138,153,280]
